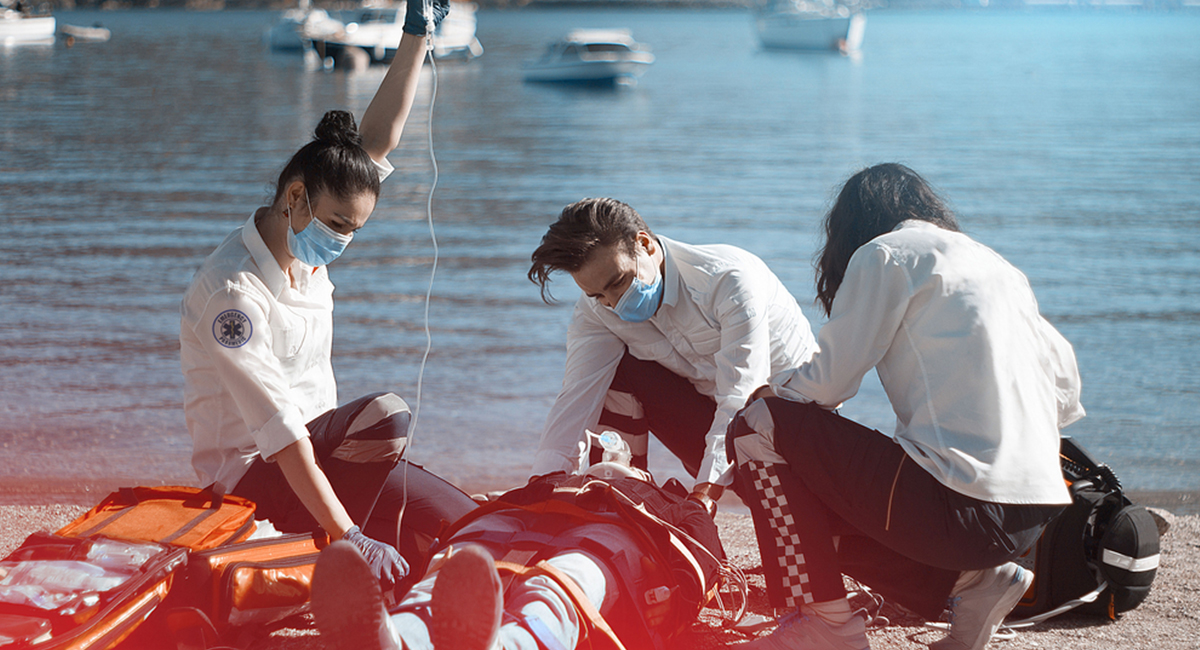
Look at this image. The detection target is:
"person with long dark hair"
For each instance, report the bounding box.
[180,1,475,599]
[730,164,1083,650]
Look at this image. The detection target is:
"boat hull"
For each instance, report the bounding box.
[313,34,483,66]
[757,11,865,52]
[59,24,111,41]
[0,13,55,44]
[523,57,653,83]
[274,2,482,64]
[266,10,342,52]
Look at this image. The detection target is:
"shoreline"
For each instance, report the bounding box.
[41,1,1197,12]
[42,0,760,11]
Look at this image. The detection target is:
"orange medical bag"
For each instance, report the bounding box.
[55,486,256,551]
[0,533,187,649]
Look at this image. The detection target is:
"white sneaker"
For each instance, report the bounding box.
[740,609,870,650]
[930,562,1033,650]
[430,545,503,650]
[311,540,402,650]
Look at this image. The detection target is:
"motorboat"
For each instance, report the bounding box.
[755,0,866,53]
[522,29,654,85]
[0,2,55,45]
[307,2,483,66]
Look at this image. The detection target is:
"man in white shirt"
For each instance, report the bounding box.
[527,197,817,509]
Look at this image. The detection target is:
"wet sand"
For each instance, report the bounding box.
[1,497,1196,649]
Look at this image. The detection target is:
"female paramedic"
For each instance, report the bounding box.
[179,0,475,597]
[729,164,1084,650]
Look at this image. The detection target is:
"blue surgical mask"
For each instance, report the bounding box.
[611,255,663,322]
[287,190,352,267]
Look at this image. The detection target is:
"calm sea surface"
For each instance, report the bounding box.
[2,7,1198,498]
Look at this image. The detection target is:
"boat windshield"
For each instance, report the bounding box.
[583,43,632,53]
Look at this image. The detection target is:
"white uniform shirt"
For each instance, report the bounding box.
[180,158,393,491]
[772,220,1083,505]
[532,236,818,486]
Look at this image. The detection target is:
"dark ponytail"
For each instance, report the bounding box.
[272,110,381,205]
[814,163,960,316]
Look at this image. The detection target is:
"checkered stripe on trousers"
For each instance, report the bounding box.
[748,460,813,608]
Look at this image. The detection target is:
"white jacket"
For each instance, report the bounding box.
[774,220,1082,505]
[533,236,817,486]
[180,158,393,490]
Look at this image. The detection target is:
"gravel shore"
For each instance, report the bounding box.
[2,504,1195,649]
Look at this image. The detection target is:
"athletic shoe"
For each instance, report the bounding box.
[430,544,503,650]
[929,562,1033,650]
[311,540,401,650]
[740,609,870,650]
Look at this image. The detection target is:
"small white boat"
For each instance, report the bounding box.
[306,2,483,66]
[267,7,340,52]
[523,29,655,85]
[0,4,56,45]
[756,0,866,53]
[59,23,111,42]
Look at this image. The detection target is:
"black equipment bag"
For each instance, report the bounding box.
[1009,436,1160,623]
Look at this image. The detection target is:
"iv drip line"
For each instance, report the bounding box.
[408,27,440,455]
[396,21,440,550]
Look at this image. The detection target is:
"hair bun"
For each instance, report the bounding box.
[313,110,362,147]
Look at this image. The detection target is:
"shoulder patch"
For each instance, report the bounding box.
[213,309,253,348]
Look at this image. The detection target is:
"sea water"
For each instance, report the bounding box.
[1,7,1197,496]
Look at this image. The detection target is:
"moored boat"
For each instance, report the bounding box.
[1,3,55,45]
[59,23,111,42]
[307,2,483,67]
[266,3,341,53]
[522,29,654,85]
[756,0,866,53]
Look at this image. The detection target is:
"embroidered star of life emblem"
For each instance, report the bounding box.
[223,321,243,340]
[213,309,253,348]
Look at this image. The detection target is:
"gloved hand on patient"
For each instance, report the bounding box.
[342,525,409,591]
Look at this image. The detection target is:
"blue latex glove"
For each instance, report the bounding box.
[403,0,450,36]
[342,526,409,591]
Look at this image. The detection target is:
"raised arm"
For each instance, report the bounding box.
[359,0,450,164]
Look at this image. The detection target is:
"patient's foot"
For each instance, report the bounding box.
[312,540,401,650]
[430,544,503,650]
